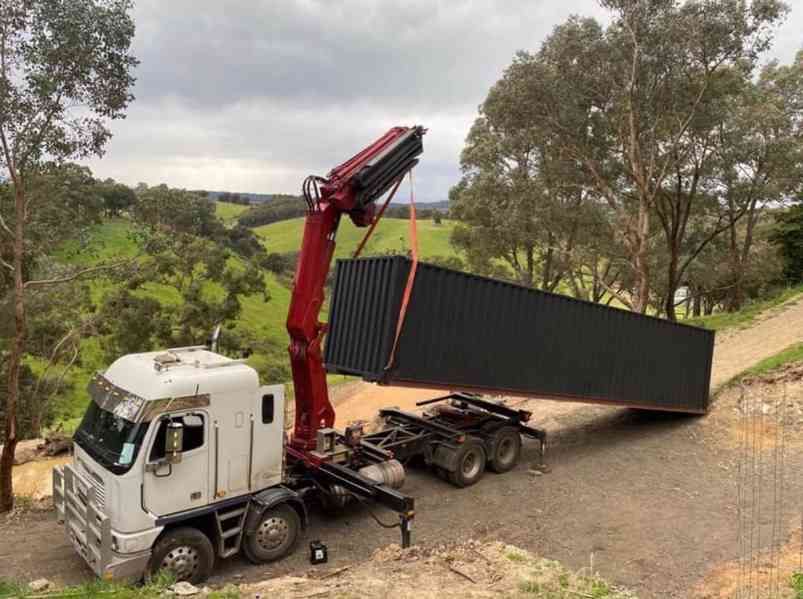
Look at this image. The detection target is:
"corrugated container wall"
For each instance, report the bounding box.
[324,256,715,414]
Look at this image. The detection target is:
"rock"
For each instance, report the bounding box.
[42,434,72,457]
[170,581,200,596]
[29,578,52,592]
[528,469,543,477]
[10,439,46,465]
[200,587,211,595]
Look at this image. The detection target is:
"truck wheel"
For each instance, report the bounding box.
[448,438,486,488]
[488,427,522,473]
[243,504,300,564]
[149,527,214,584]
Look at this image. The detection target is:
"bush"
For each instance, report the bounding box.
[772,204,803,283]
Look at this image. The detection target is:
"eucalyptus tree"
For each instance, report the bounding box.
[0,0,137,512]
[716,53,803,310]
[463,0,788,314]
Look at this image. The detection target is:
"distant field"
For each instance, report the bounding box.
[214,200,249,224]
[254,217,457,259]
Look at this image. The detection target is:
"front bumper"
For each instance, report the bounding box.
[53,465,150,581]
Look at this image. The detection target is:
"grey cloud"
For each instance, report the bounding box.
[85,0,802,200]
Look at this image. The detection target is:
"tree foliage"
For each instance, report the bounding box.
[0,0,137,511]
[772,203,803,283]
[98,184,270,361]
[451,0,794,318]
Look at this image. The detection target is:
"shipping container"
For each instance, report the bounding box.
[324,256,715,414]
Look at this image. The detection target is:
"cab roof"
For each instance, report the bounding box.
[103,347,259,401]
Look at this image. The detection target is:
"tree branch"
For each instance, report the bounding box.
[23,259,132,289]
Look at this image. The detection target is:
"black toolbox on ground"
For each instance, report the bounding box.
[324,256,714,414]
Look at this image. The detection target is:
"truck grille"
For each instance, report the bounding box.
[78,458,105,509]
[52,464,112,577]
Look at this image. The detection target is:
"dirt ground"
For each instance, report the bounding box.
[3,295,803,598]
[237,540,638,598]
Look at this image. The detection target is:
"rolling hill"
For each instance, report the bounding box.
[214,200,249,223]
[255,216,456,259]
[45,212,460,430]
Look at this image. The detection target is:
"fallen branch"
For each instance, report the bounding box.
[446,562,476,584]
[317,565,351,580]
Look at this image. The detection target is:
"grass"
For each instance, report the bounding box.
[686,284,803,331]
[791,572,803,599]
[254,216,457,259]
[715,342,803,393]
[214,200,248,224]
[741,343,803,378]
[513,557,633,599]
[0,573,240,599]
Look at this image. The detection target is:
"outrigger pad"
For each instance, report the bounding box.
[323,256,714,415]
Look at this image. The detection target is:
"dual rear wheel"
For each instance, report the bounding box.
[442,427,522,488]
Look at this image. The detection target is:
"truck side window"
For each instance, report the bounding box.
[262,395,274,424]
[149,414,205,461]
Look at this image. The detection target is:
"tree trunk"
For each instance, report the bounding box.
[1,185,25,513]
[632,200,651,313]
[664,249,680,321]
[692,289,702,317]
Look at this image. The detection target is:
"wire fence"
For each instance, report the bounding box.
[736,382,801,599]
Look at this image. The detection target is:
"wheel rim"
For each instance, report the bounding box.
[497,437,515,465]
[160,545,200,581]
[462,449,481,479]
[256,516,290,551]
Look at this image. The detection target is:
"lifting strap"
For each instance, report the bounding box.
[353,177,404,259]
[385,170,418,371]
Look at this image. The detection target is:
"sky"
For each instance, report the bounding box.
[84,0,803,203]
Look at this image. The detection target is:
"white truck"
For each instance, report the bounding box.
[53,347,300,582]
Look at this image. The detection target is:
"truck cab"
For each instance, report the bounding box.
[53,347,305,583]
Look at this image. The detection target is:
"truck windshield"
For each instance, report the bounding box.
[74,377,149,475]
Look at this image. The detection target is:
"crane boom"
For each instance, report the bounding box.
[286,126,425,450]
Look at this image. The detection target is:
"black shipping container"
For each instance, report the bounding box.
[324,256,715,414]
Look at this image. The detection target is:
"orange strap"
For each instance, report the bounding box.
[385,170,418,371]
[353,177,404,259]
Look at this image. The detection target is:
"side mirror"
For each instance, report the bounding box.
[165,420,184,464]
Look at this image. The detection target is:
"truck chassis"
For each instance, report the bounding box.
[286,392,546,549]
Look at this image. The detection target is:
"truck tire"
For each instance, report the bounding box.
[243,504,300,564]
[148,527,214,584]
[448,438,486,488]
[487,427,522,473]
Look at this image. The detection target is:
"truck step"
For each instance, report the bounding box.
[218,507,246,521]
[214,503,249,559]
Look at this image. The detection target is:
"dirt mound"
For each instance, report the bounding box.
[240,541,636,598]
[708,362,803,450]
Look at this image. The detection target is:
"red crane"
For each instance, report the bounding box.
[286,126,425,451]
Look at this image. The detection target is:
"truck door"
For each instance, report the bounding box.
[143,412,209,516]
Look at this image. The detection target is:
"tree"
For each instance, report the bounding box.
[772,203,803,283]
[716,54,803,309]
[0,0,137,512]
[98,185,270,359]
[433,212,443,225]
[99,179,136,217]
[498,1,787,313]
